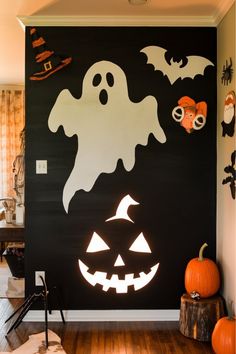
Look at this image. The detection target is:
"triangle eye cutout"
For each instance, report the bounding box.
[86,232,110,253]
[129,233,152,253]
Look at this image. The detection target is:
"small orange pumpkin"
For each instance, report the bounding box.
[212,315,236,354]
[184,243,220,298]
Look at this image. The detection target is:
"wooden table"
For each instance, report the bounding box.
[0,220,24,261]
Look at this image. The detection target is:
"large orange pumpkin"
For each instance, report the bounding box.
[184,243,220,298]
[212,316,236,354]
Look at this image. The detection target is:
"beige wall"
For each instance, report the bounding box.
[217,3,236,314]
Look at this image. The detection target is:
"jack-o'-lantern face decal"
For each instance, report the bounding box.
[78,195,159,293]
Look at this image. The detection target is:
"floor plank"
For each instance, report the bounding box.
[0,299,214,353]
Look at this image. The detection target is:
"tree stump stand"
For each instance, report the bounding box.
[179,293,225,342]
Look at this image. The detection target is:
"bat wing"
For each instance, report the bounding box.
[179,55,214,81]
[141,46,177,84]
[141,46,167,70]
[141,46,214,84]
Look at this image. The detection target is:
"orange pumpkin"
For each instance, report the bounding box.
[184,243,220,298]
[212,316,236,354]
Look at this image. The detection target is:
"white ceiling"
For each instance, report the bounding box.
[0,0,235,85]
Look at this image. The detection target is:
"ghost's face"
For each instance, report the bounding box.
[82,61,129,106]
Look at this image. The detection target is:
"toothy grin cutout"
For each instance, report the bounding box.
[78,259,159,293]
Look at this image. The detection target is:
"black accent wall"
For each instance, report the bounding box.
[25,26,216,310]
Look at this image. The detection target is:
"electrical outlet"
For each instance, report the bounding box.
[35,271,45,286]
[36,160,47,174]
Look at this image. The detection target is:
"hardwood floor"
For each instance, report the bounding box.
[0,298,214,354]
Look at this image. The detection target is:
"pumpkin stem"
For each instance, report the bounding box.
[198,243,208,261]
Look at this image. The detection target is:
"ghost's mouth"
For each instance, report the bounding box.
[78,259,159,293]
[99,89,108,105]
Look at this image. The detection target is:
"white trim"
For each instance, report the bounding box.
[18,15,215,27]
[23,309,180,322]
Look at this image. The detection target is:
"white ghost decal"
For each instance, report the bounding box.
[48,61,166,212]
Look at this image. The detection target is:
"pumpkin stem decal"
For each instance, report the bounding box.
[106,194,139,223]
[78,195,159,293]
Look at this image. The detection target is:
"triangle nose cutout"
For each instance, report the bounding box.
[114,254,125,267]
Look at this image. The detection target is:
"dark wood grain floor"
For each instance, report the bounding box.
[0,299,214,354]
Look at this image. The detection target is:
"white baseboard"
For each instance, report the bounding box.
[23,309,180,322]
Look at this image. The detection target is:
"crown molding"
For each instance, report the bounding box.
[18,0,235,28]
[18,15,216,27]
[213,0,235,25]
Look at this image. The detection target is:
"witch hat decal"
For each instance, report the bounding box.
[29,27,72,81]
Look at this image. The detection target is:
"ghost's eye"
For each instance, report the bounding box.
[86,232,110,253]
[106,72,114,87]
[93,74,102,87]
[129,233,152,253]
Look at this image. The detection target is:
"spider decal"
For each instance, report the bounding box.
[221,58,233,85]
[222,150,236,199]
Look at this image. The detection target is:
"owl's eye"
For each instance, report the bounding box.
[86,232,110,253]
[129,233,152,253]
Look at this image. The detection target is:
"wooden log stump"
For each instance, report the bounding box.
[179,293,225,342]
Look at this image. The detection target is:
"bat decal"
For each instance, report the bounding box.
[141,46,214,85]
